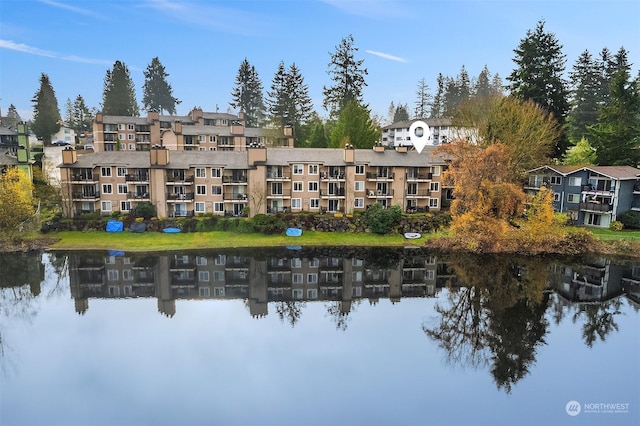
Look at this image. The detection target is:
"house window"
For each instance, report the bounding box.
[118,133,125,141]
[293,164,304,175]
[309,258,319,268]
[354,198,364,208]
[128,144,135,150]
[214,271,225,281]
[308,181,318,192]
[292,289,303,299]
[102,184,113,194]
[550,176,562,185]
[430,166,440,176]
[120,201,131,211]
[211,168,222,178]
[587,213,601,226]
[271,182,283,195]
[291,258,302,268]
[198,271,210,282]
[211,185,222,195]
[293,181,303,192]
[354,181,364,191]
[310,198,319,209]
[196,256,207,266]
[117,167,127,176]
[195,202,206,212]
[209,135,216,142]
[117,184,128,194]
[196,185,206,195]
[352,271,362,282]
[101,167,112,177]
[353,287,362,297]
[196,168,206,178]
[308,164,318,175]
[292,273,303,284]
[553,192,560,202]
[118,124,125,130]
[307,289,318,299]
[355,165,365,175]
[127,124,135,130]
[199,287,211,297]
[429,198,439,208]
[292,198,302,209]
[214,287,225,297]
[101,201,112,211]
[214,202,224,212]
[307,273,318,284]
[567,193,580,203]
[128,134,135,140]
[568,177,582,186]
[430,182,440,192]
[198,135,205,142]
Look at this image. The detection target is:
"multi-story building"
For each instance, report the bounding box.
[58,144,448,218]
[380,118,476,148]
[0,122,33,179]
[92,108,294,152]
[526,165,640,227]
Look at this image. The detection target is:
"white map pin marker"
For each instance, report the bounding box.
[409,120,430,154]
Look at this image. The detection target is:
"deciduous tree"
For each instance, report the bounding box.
[0,168,36,241]
[142,57,180,114]
[31,73,61,144]
[562,137,596,165]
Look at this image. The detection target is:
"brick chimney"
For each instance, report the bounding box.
[150,145,169,166]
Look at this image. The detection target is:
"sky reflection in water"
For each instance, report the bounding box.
[1,249,638,426]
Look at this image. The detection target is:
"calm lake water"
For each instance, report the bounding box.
[1,247,639,426]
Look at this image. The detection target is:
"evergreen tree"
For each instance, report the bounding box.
[64,98,73,126]
[266,61,289,127]
[72,95,93,134]
[475,65,493,98]
[387,101,396,124]
[306,113,329,148]
[414,77,431,118]
[142,57,180,114]
[491,73,504,95]
[284,63,313,145]
[567,50,601,142]
[329,101,379,149]
[322,34,368,118]
[393,104,410,122]
[443,76,459,116]
[102,61,139,116]
[431,73,445,118]
[31,73,61,144]
[4,104,22,129]
[507,20,569,158]
[230,58,265,127]
[589,68,640,166]
[562,137,597,165]
[457,65,471,104]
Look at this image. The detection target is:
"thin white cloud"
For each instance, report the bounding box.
[38,0,102,18]
[141,0,268,36]
[0,39,112,65]
[320,0,408,19]
[365,49,407,63]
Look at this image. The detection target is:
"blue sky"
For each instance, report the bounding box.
[1,0,639,123]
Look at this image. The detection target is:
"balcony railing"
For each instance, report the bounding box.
[366,189,394,198]
[166,175,194,183]
[222,176,247,184]
[366,172,395,180]
[406,173,432,181]
[125,174,149,182]
[167,193,194,201]
[72,192,100,200]
[579,202,612,212]
[406,189,430,197]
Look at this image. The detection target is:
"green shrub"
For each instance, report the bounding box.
[365,203,403,234]
[250,214,286,234]
[609,221,624,231]
[617,210,640,229]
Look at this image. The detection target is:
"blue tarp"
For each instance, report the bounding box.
[286,228,302,237]
[106,220,124,233]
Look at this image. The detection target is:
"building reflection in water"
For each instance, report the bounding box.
[65,247,640,318]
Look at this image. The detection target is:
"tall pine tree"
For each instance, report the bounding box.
[72,95,93,134]
[414,78,431,119]
[142,57,180,114]
[507,20,569,158]
[4,104,22,129]
[31,73,61,144]
[230,58,265,127]
[102,61,139,116]
[322,34,368,119]
[430,73,445,118]
[566,50,601,142]
[284,63,313,145]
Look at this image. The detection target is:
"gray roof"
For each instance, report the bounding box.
[264,147,447,166]
[382,118,453,130]
[0,126,17,136]
[529,165,640,180]
[181,125,232,136]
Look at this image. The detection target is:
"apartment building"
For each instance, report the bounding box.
[58,144,448,218]
[380,118,477,148]
[0,122,33,179]
[92,108,294,152]
[526,165,640,227]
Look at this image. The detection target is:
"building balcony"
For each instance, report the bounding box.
[366,172,395,181]
[166,175,194,184]
[367,189,394,198]
[127,192,150,200]
[72,192,100,200]
[320,189,345,198]
[169,210,194,218]
[222,176,247,184]
[224,193,248,201]
[70,175,97,183]
[167,192,194,201]
[320,172,345,181]
[406,189,431,198]
[125,174,149,182]
[579,202,612,212]
[266,172,291,180]
[406,173,432,181]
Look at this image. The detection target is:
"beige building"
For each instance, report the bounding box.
[92,108,294,152]
[58,144,449,218]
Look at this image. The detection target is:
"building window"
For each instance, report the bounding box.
[308,164,318,175]
[120,201,131,211]
[292,273,303,284]
[429,198,439,208]
[214,202,224,212]
[568,177,582,186]
[291,258,302,268]
[196,185,206,195]
[567,193,580,203]
[307,273,318,284]
[118,133,125,141]
[211,185,222,195]
[293,181,303,192]
[117,167,127,176]
[553,192,560,202]
[308,181,318,192]
[307,289,318,299]
[209,135,216,142]
[430,182,440,192]
[198,135,205,142]
[118,124,125,130]
[430,166,440,176]
[195,202,206,212]
[293,164,304,175]
[117,184,128,194]
[129,143,135,150]
[199,271,210,282]
[355,165,365,175]
[128,134,135,140]
[354,181,364,191]
[196,168,206,178]
[211,168,222,178]
[354,198,364,208]
[310,198,319,209]
[550,176,562,185]
[102,184,113,194]
[128,124,135,130]
[291,198,302,209]
[101,201,112,211]
[101,167,111,177]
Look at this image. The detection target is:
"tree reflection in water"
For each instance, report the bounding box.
[572,299,622,348]
[423,254,550,393]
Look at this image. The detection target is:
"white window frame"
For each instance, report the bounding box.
[568,176,582,186]
[291,198,302,209]
[293,181,303,192]
[101,167,112,177]
[310,198,319,209]
[567,193,580,203]
[550,176,562,185]
[211,168,222,178]
[308,181,318,192]
[355,165,365,175]
[354,198,364,208]
[101,201,112,212]
[117,167,127,177]
[196,168,206,178]
[102,184,113,194]
[195,202,206,213]
[120,201,131,212]
[308,164,318,175]
[354,181,364,191]
[293,164,304,175]
[196,185,206,195]
[214,202,224,212]
[117,184,128,194]
[429,198,439,208]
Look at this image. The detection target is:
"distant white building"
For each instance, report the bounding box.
[380,118,477,148]
[51,124,76,145]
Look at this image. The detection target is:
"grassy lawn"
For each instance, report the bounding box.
[588,228,640,241]
[47,230,434,251]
